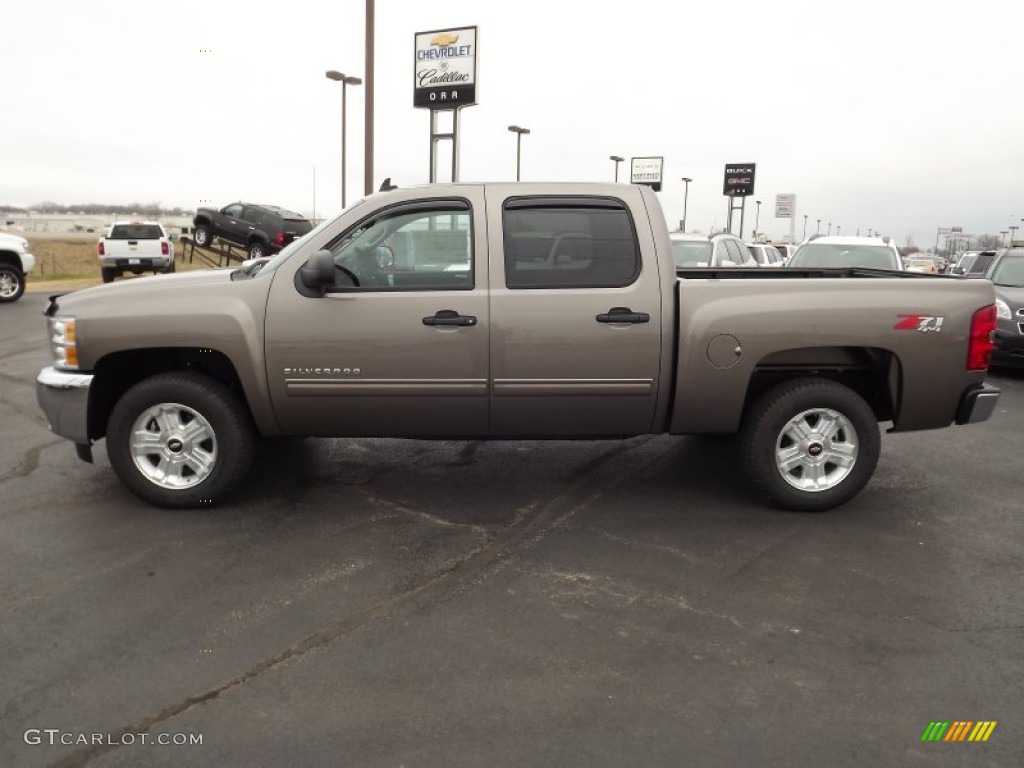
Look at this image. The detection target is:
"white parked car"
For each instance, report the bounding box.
[747,242,786,267]
[0,231,36,302]
[788,236,904,271]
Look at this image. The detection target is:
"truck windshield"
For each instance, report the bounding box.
[109,224,163,239]
[990,253,1024,287]
[671,240,712,266]
[789,244,899,270]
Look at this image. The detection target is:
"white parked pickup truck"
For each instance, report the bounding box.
[0,232,35,302]
[97,221,175,283]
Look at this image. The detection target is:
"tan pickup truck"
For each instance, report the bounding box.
[36,183,1001,511]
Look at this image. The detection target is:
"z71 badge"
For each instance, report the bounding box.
[894,314,944,332]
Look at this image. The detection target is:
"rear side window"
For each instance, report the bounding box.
[284,217,313,235]
[724,239,745,264]
[109,224,164,239]
[502,197,640,289]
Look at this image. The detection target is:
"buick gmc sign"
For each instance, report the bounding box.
[723,163,756,196]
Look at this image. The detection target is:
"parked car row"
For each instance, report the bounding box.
[669,232,904,271]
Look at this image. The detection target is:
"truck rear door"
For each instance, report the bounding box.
[263,190,490,437]
[485,188,663,436]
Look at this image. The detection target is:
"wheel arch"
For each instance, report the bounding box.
[743,346,900,426]
[87,347,263,441]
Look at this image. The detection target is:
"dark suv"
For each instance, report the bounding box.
[192,203,313,259]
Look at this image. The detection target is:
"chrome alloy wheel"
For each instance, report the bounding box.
[129,402,218,489]
[0,271,21,299]
[774,407,858,492]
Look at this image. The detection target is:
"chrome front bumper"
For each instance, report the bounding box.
[36,366,94,446]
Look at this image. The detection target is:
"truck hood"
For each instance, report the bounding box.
[52,269,236,313]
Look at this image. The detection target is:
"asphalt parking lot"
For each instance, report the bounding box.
[2,290,1022,767]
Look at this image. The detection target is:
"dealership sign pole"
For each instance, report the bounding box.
[775,193,796,244]
[630,157,664,192]
[414,26,478,183]
[723,163,755,237]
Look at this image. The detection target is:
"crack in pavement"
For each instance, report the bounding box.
[0,439,63,485]
[48,437,660,768]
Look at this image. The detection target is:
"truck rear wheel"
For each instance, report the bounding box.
[101,267,117,283]
[740,378,880,512]
[106,372,256,508]
[0,265,25,302]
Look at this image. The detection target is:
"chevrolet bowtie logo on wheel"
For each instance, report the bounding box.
[921,721,997,742]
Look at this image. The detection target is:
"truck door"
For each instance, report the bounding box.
[486,190,662,436]
[264,192,489,437]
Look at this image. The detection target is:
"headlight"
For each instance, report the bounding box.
[50,316,79,369]
[994,298,1011,321]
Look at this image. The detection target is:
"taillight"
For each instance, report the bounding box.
[161,241,170,256]
[967,304,996,371]
[97,242,105,256]
[275,231,285,246]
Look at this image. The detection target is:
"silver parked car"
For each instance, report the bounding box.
[670,232,757,268]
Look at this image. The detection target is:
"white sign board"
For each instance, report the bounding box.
[775,193,796,218]
[630,157,664,191]
[414,27,478,108]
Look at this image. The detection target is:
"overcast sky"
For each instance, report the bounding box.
[4,0,1022,245]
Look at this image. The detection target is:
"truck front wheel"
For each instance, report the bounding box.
[740,378,880,512]
[106,372,255,508]
[193,225,212,248]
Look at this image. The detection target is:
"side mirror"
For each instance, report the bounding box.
[299,249,335,294]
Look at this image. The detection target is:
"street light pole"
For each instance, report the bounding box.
[1001,230,1009,246]
[610,155,624,182]
[754,200,761,241]
[681,177,692,233]
[816,219,821,235]
[508,125,530,181]
[325,70,362,210]
[828,222,832,235]
[836,225,841,236]
[1009,225,1019,244]
[803,214,808,240]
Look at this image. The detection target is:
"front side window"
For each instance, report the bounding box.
[223,204,244,218]
[324,201,472,291]
[503,198,640,289]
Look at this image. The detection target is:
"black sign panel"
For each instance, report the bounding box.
[723,163,756,197]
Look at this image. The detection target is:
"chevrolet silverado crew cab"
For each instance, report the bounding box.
[97,221,175,283]
[0,231,35,302]
[36,183,1001,511]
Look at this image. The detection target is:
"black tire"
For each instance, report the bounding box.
[247,241,267,260]
[163,258,176,274]
[193,224,212,248]
[106,372,256,508]
[101,267,117,283]
[740,378,880,512]
[0,265,25,302]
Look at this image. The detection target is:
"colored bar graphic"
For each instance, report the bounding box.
[921,720,996,742]
[944,721,973,741]
[968,722,997,742]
